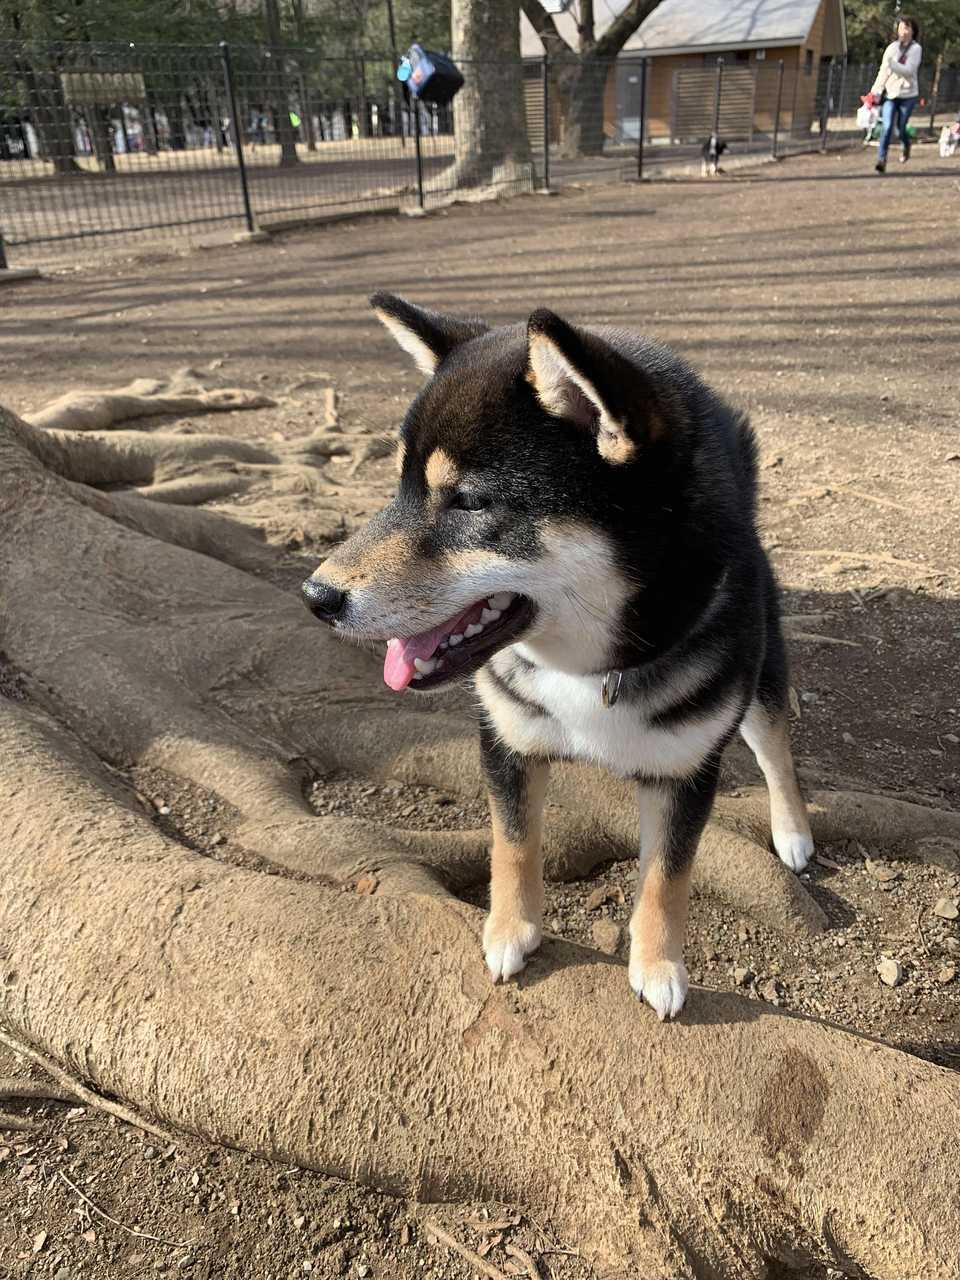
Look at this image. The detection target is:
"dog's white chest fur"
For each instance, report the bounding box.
[478,649,740,781]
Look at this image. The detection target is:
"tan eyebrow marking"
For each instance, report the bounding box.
[425,448,459,492]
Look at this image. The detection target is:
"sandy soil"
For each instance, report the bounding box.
[1,144,958,1279]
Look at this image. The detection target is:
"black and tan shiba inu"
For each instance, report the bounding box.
[700,134,728,177]
[302,294,814,1020]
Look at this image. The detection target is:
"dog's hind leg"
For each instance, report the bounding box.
[629,760,720,1020]
[740,611,814,872]
[480,718,550,983]
[740,700,814,872]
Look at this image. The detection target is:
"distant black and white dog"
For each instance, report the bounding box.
[303,296,814,1021]
[701,134,728,176]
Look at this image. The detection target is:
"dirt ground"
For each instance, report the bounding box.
[2,144,959,1279]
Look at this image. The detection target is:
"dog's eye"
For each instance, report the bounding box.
[449,492,490,512]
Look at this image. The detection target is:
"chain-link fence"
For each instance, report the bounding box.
[2,41,958,269]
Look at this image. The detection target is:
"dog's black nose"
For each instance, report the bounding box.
[302,577,347,621]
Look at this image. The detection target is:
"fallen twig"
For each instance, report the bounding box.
[505,1242,541,1278]
[0,1077,81,1105]
[522,1213,582,1261]
[0,1111,36,1131]
[830,485,913,514]
[787,632,861,648]
[783,548,948,579]
[0,1028,175,1143]
[466,1215,521,1234]
[58,1170,195,1249]
[424,1220,509,1280]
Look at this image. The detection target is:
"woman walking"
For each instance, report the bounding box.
[871,15,922,173]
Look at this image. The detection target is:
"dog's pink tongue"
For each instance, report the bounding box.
[383,603,484,691]
[383,637,429,691]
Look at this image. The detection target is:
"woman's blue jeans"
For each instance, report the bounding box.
[878,95,919,161]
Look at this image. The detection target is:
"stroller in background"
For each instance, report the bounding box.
[857,93,882,143]
[857,92,920,149]
[940,111,960,157]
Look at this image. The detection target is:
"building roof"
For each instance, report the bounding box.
[521,0,838,59]
[627,0,826,54]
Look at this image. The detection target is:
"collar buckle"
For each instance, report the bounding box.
[601,669,623,708]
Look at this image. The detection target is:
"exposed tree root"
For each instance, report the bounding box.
[2,698,959,1279]
[425,1221,511,1280]
[24,368,276,431]
[0,1114,36,1132]
[2,398,959,1277]
[0,1076,79,1105]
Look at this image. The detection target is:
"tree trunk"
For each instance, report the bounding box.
[88,105,117,174]
[448,0,533,189]
[519,0,660,158]
[263,0,300,167]
[561,54,611,157]
[929,51,944,130]
[2,395,960,1278]
[291,0,318,151]
[142,101,159,155]
[156,92,188,151]
[17,61,80,175]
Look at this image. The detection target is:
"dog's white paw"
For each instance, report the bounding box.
[629,955,689,1021]
[774,829,814,873]
[483,914,541,983]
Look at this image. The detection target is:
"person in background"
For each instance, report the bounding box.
[871,15,922,174]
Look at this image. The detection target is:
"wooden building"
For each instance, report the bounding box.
[521,0,848,146]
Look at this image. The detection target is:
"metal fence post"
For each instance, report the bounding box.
[772,58,784,158]
[712,57,724,142]
[541,54,550,192]
[819,58,835,152]
[837,56,848,130]
[219,41,256,234]
[637,58,648,179]
[413,98,425,210]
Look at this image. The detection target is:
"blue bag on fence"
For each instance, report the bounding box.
[397,45,464,106]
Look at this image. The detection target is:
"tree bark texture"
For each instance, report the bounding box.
[449,0,533,189]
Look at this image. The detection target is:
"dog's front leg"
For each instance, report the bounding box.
[479,719,550,983]
[629,761,720,1020]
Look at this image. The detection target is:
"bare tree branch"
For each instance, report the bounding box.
[593,0,660,59]
[580,0,595,48]
[518,0,575,57]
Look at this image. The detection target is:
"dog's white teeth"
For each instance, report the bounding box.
[413,657,437,675]
[480,608,501,625]
[448,633,464,647]
[413,672,424,681]
[439,639,449,651]
[464,623,484,639]
[487,593,513,612]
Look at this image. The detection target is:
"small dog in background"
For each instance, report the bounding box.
[701,134,728,176]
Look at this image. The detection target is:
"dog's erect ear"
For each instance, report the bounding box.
[370,292,488,377]
[526,309,663,465]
